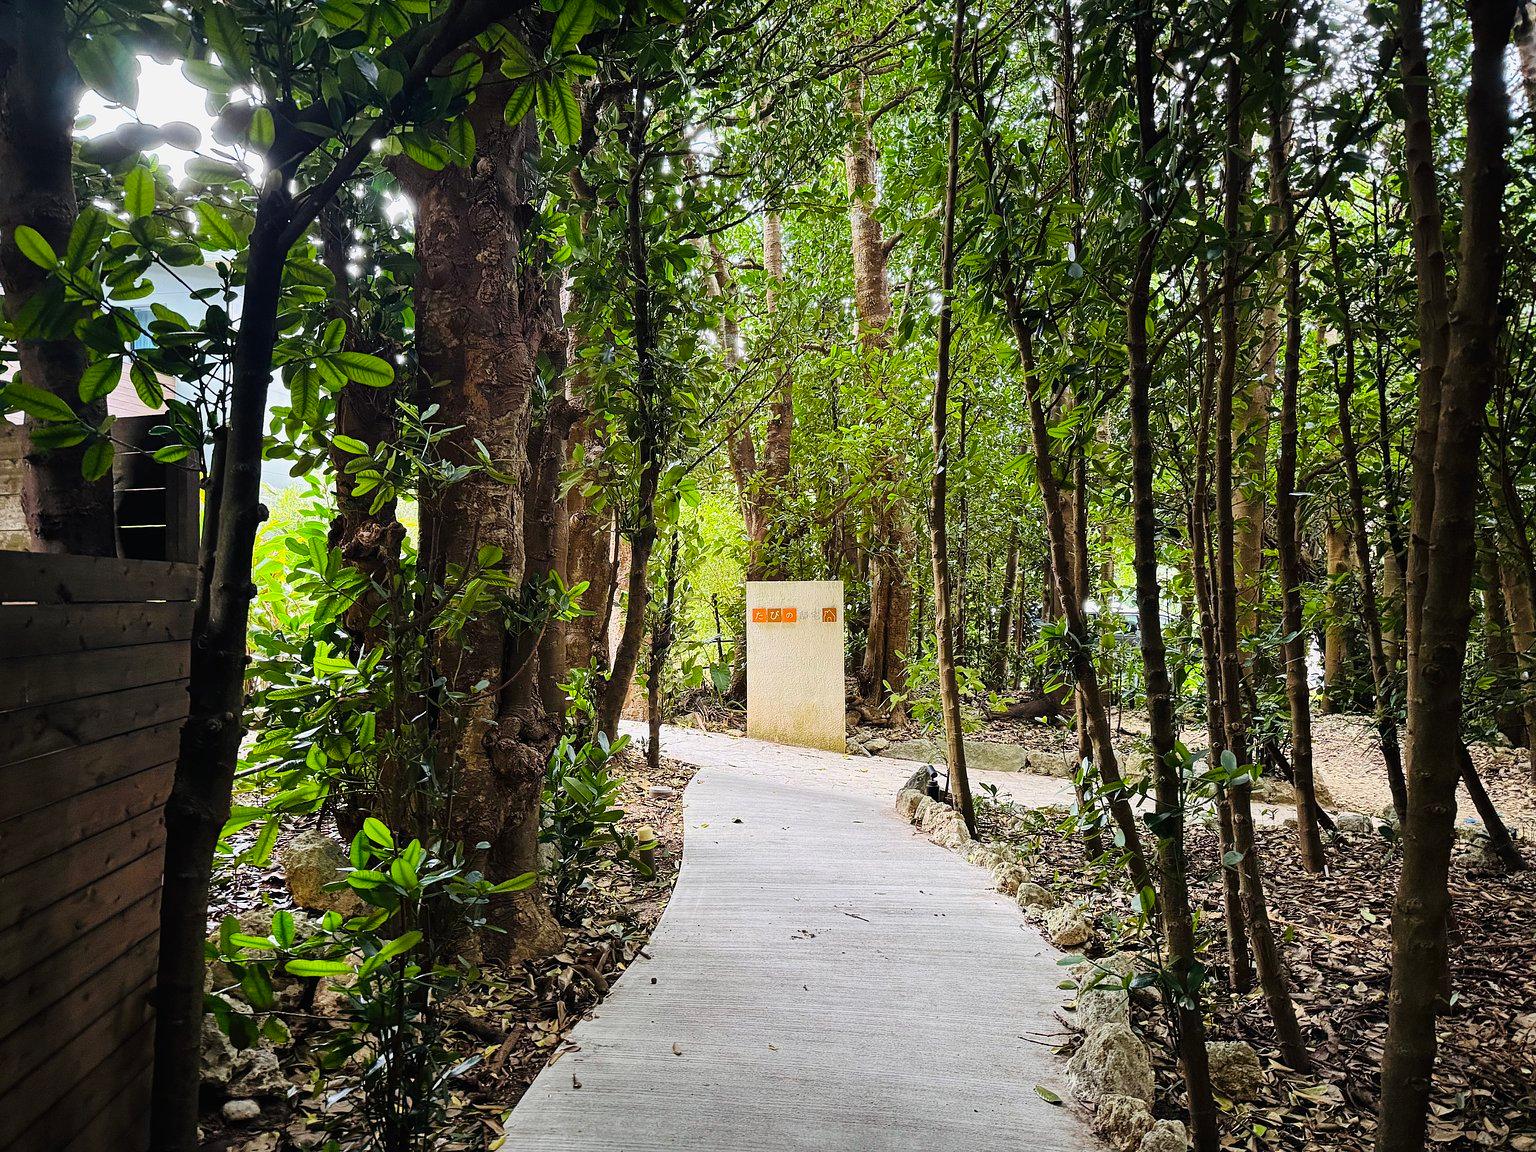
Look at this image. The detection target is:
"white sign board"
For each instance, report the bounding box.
[745,580,846,752]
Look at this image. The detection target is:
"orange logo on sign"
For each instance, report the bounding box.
[752,607,798,623]
[823,607,838,623]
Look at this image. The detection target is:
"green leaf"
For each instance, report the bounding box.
[185,156,246,186]
[124,166,155,219]
[289,362,322,423]
[332,434,369,455]
[248,107,276,152]
[503,80,537,126]
[65,208,114,270]
[362,817,394,848]
[193,201,243,250]
[399,131,447,171]
[13,226,58,269]
[153,443,192,464]
[284,958,353,978]
[447,116,475,167]
[537,78,581,146]
[331,351,395,387]
[82,437,114,481]
[131,362,164,409]
[78,357,123,403]
[1034,1084,1063,1105]
[72,36,139,106]
[5,381,76,422]
[202,5,253,81]
[550,0,595,55]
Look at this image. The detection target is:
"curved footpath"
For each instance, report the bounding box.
[500,724,1098,1152]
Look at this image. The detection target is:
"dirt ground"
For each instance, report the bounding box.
[201,749,698,1151]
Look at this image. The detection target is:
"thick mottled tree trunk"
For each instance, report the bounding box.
[400,95,564,963]
[928,0,975,834]
[1214,0,1309,1071]
[1378,0,1516,1145]
[1126,4,1218,1142]
[848,72,914,715]
[0,4,116,555]
[1270,48,1326,874]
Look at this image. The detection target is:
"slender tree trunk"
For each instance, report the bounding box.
[1325,208,1408,821]
[1270,36,1326,873]
[1320,520,1354,713]
[647,534,681,772]
[319,201,405,646]
[1214,0,1309,1070]
[848,72,914,715]
[928,0,975,834]
[599,97,665,738]
[995,529,1018,688]
[1480,539,1526,747]
[1378,0,1516,1144]
[1190,219,1253,993]
[1126,5,1219,1141]
[1499,555,1536,781]
[0,3,117,555]
[1005,298,1153,898]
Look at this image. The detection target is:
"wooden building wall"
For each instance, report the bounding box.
[0,552,196,1150]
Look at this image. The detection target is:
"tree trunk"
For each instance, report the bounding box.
[1004,298,1153,899]
[848,71,913,715]
[154,214,288,1152]
[399,93,564,964]
[1499,556,1536,781]
[0,3,117,555]
[319,201,405,644]
[1326,207,1408,821]
[1270,38,1326,874]
[1480,543,1527,747]
[598,96,666,739]
[1126,3,1219,1140]
[995,530,1018,688]
[1214,0,1309,1070]
[928,0,975,835]
[1320,520,1354,713]
[1378,0,1516,1145]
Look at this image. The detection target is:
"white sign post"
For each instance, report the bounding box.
[745,580,846,752]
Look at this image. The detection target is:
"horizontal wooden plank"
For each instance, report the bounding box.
[3,989,153,1146]
[0,550,197,604]
[0,679,188,765]
[0,760,172,879]
[0,920,158,1087]
[59,1063,152,1152]
[0,887,159,1043]
[0,639,189,711]
[0,807,164,939]
[0,599,193,656]
[0,720,182,822]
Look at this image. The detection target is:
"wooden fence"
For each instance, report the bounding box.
[0,547,197,1150]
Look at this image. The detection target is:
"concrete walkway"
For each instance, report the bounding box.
[500,725,1098,1152]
